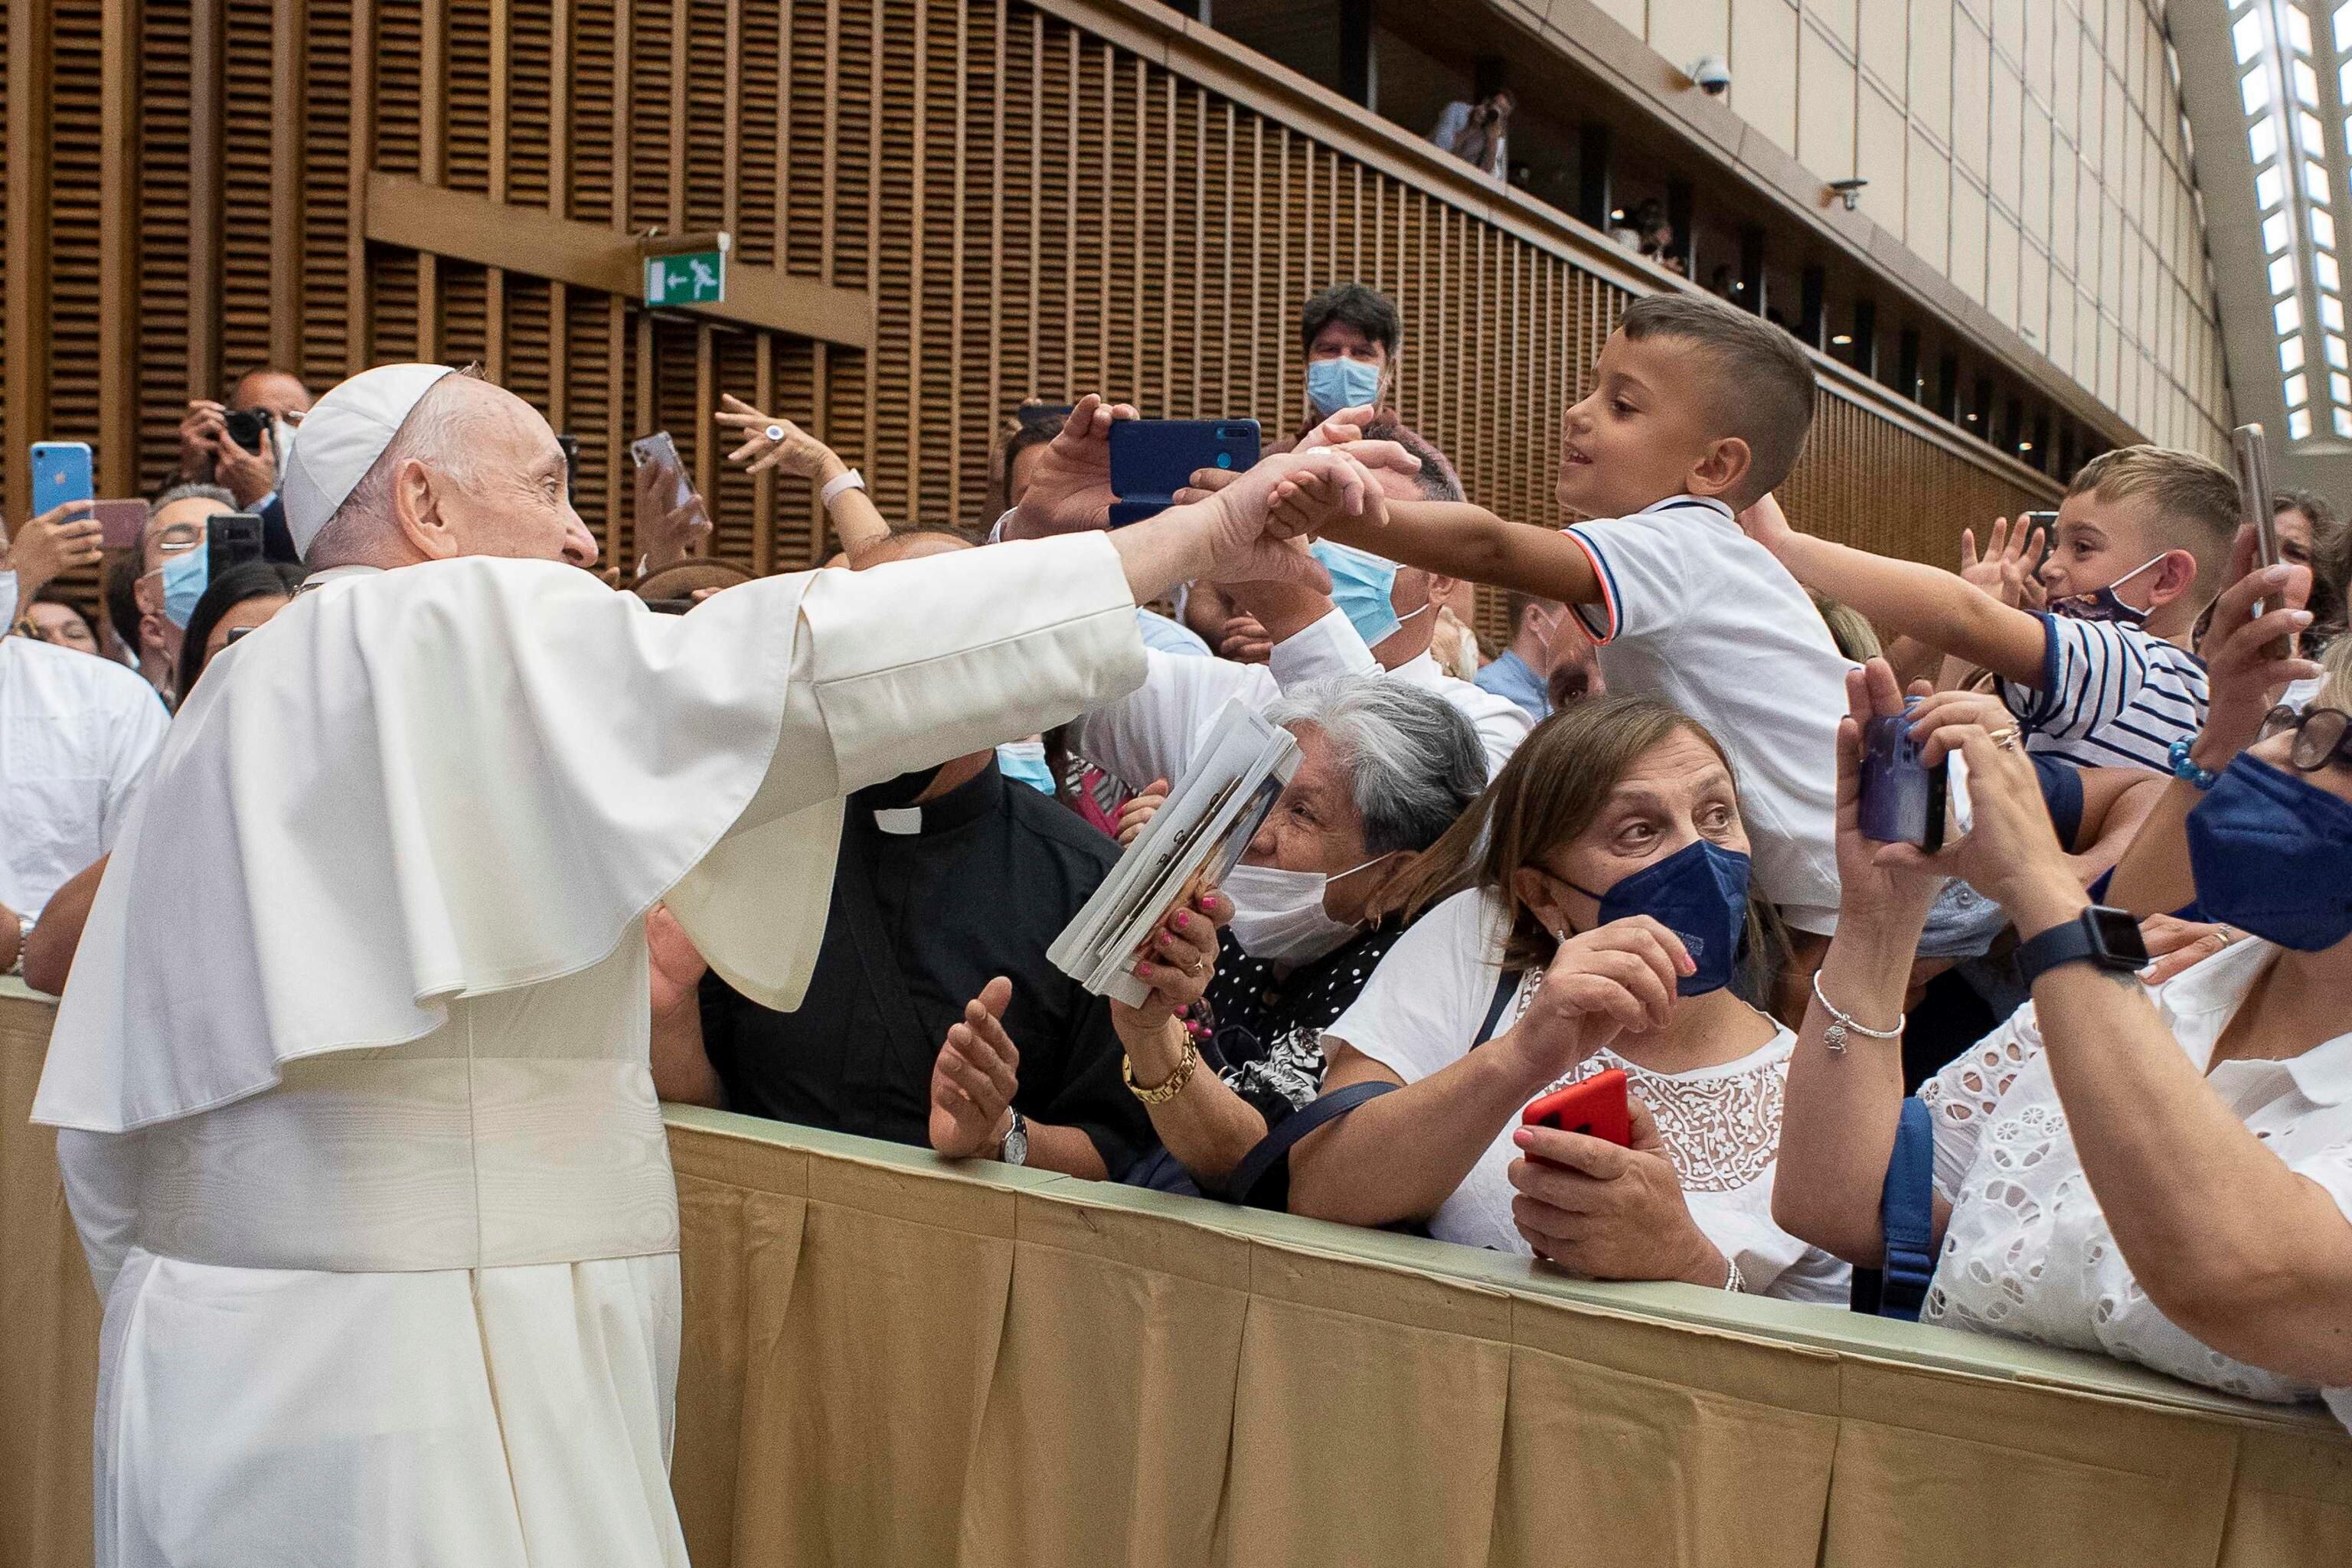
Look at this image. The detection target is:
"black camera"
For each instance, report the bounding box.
[222,407,272,451]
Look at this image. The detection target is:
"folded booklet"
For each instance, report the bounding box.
[1050,698,1301,1007]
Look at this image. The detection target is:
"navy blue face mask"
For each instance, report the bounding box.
[2187,755,2352,952]
[1563,838,1753,996]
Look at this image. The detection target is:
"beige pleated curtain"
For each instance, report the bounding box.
[6,985,2350,1568]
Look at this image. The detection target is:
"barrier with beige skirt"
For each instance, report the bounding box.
[5,978,2349,1566]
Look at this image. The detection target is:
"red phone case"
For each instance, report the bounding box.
[1521,1069,1632,1147]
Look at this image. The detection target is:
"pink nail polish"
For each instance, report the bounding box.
[1134,962,1152,978]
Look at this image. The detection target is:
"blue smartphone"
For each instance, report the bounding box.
[1107,419,1260,527]
[30,441,94,516]
[1858,704,1948,853]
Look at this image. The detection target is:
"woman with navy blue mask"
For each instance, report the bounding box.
[1288,696,1851,1302]
[1776,583,2352,1429]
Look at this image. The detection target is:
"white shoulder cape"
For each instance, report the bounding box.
[34,541,1144,1132]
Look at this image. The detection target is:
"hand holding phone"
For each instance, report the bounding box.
[1521,1069,1632,1148]
[30,441,94,517]
[1857,701,1948,853]
[1107,419,1260,527]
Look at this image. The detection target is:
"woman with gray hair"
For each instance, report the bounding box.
[1108,676,1488,1192]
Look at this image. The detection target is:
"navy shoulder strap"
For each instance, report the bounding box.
[1227,1080,1398,1210]
[1471,969,1521,1049]
[1874,1095,1938,1321]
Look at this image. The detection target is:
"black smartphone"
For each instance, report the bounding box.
[207,511,265,583]
[222,407,271,451]
[1858,707,1947,853]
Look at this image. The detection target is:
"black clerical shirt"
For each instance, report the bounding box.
[697,761,1153,1178]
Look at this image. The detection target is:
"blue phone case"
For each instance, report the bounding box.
[1857,709,1948,851]
[30,442,94,515]
[1107,420,1260,526]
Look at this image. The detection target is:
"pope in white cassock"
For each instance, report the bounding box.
[31,364,1400,1566]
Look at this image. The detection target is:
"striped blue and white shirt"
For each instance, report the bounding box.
[2000,613,2208,776]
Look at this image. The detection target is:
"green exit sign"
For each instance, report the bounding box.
[645,249,727,307]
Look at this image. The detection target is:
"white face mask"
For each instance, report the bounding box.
[1223,856,1383,966]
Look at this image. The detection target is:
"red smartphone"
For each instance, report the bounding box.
[1521,1069,1632,1148]
[93,499,147,552]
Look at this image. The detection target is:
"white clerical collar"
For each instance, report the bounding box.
[294,563,386,597]
[873,807,924,835]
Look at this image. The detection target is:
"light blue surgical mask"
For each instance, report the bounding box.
[1311,539,1427,650]
[1306,356,1382,420]
[161,546,208,630]
[997,740,1057,797]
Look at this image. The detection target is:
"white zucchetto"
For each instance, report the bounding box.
[279,363,459,556]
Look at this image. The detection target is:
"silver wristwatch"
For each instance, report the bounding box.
[998,1109,1029,1167]
[6,910,31,978]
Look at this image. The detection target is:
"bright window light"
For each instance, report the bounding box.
[2284,335,2309,372]
[2277,254,2301,293]
[2298,59,2321,106]
[2328,333,2350,368]
[2289,5,2315,52]
[2317,208,2338,248]
[2331,369,2349,401]
[2337,1,2352,49]
[2303,110,2328,150]
[2326,293,2346,330]
[2308,160,2334,201]
[2262,165,2288,207]
[2280,295,2307,333]
[2249,67,2278,116]
[2254,118,2282,162]
[2321,251,2342,289]
[2336,407,2352,436]
[2288,371,2311,406]
[2269,211,2295,252]
[2241,8,2270,60]
[2292,407,2316,437]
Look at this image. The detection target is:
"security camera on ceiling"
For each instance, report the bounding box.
[1688,56,1730,95]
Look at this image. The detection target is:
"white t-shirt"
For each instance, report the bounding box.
[0,632,169,920]
[1999,612,2207,776]
[1325,887,1851,1303]
[1269,609,1530,778]
[1563,498,1847,931]
[1920,936,2352,1429]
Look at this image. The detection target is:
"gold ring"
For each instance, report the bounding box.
[1988,727,2021,752]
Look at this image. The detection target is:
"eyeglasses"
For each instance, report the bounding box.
[2258,705,2352,773]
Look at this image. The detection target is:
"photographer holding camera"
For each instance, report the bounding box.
[176,367,315,554]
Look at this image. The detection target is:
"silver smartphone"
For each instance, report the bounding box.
[2230,423,2281,571]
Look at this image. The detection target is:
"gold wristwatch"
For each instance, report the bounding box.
[1123,1037,1200,1105]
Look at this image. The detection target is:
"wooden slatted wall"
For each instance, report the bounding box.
[3,0,2060,637]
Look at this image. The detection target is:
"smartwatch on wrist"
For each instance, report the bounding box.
[2014,906,2148,988]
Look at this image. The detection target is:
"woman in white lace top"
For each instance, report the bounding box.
[1286,697,1849,1302]
[1776,593,2352,1426]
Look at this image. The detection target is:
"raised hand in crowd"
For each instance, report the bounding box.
[714,393,890,560]
[177,398,227,480]
[3,500,102,605]
[928,976,1024,1159]
[1108,887,1276,1188]
[2105,531,2317,914]
[1960,514,2049,612]
[213,423,278,510]
[1509,917,1694,1077]
[1508,1097,1733,1285]
[1114,779,1167,847]
[1004,392,1138,537]
[633,445,714,577]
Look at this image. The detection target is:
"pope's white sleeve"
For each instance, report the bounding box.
[1267,606,1380,688]
[55,1128,144,1298]
[728,533,1146,819]
[1074,648,1279,792]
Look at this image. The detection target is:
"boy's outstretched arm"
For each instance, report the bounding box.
[1736,495,2047,687]
[1273,469,1602,606]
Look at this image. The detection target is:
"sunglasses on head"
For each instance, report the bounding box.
[2258,705,2352,773]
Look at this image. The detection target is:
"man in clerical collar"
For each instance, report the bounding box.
[651,528,1154,1179]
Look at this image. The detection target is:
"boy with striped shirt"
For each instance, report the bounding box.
[1741,446,2238,777]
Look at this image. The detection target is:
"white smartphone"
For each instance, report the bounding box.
[629,431,697,513]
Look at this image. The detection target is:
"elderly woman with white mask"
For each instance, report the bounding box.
[1101,678,1487,1191]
